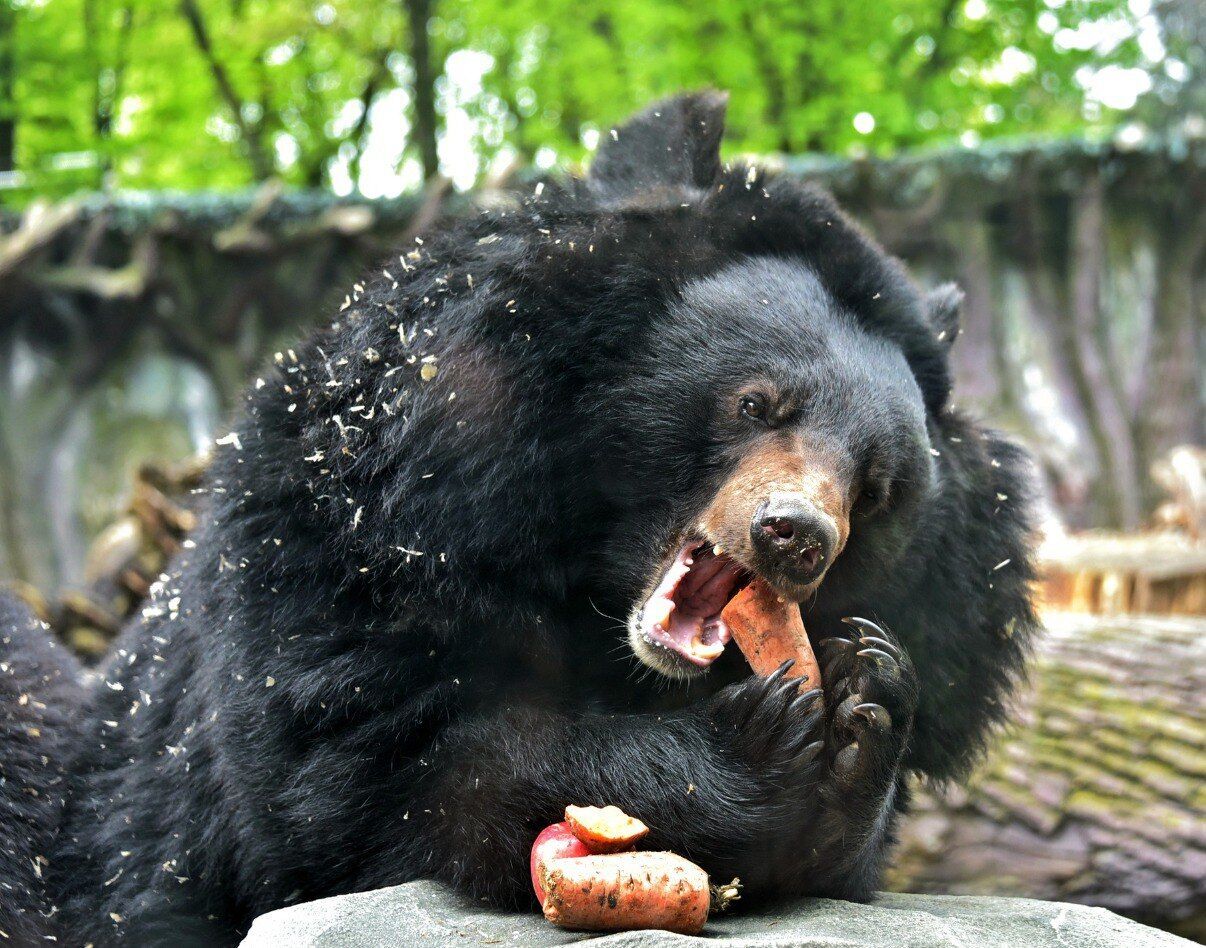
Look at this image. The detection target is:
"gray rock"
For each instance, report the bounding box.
[241,881,1196,948]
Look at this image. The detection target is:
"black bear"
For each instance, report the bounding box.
[0,92,1037,945]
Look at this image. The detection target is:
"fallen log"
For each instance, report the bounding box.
[1038,529,1206,615]
[890,611,1206,940]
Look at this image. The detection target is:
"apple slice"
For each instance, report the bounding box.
[564,804,649,854]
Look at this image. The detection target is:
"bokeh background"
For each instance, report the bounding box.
[0,0,1203,938]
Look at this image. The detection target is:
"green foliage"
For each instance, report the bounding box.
[0,0,1195,202]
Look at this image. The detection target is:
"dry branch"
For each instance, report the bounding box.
[177,0,272,180]
[0,201,83,279]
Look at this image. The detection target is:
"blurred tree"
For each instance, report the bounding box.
[0,0,1196,201]
[0,2,14,174]
[404,0,440,179]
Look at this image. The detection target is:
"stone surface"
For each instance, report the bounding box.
[240,880,1197,948]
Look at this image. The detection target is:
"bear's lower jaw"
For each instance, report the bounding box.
[627,538,753,677]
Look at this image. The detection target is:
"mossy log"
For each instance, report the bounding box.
[891,611,1206,939]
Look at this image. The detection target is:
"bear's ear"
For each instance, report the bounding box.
[925,282,963,351]
[587,90,728,203]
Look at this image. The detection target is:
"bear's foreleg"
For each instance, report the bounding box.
[806,616,918,897]
[358,695,837,909]
[705,622,917,902]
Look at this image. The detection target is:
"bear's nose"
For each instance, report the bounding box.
[750,494,837,585]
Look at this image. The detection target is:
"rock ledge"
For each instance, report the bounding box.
[241,880,1195,947]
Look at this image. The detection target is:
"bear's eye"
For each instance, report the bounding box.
[856,480,891,516]
[739,394,769,424]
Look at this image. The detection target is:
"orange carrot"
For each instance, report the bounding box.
[539,851,710,934]
[721,580,821,687]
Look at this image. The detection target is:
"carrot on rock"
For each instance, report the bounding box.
[539,850,710,935]
[530,804,715,934]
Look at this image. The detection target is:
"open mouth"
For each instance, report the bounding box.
[634,539,753,668]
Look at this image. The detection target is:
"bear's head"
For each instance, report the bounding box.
[605,254,948,680]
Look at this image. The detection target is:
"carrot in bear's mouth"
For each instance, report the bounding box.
[720,579,821,687]
[635,539,820,687]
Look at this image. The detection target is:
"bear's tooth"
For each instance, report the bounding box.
[646,598,674,630]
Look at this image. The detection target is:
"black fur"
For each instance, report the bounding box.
[0,93,1038,945]
[0,593,80,942]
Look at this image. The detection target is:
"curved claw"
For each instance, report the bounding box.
[797,739,825,765]
[818,637,854,655]
[821,639,855,683]
[740,661,799,731]
[782,705,825,757]
[855,647,896,668]
[858,635,899,659]
[790,688,824,714]
[773,669,807,701]
[767,659,796,685]
[842,616,890,639]
[851,702,892,731]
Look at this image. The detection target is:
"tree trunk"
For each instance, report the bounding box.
[403,0,439,181]
[891,612,1206,939]
[0,348,30,581]
[740,3,793,153]
[178,0,273,181]
[84,0,134,185]
[947,218,1004,410]
[1012,188,1104,524]
[0,0,15,174]
[1135,198,1206,512]
[1013,178,1138,528]
[1068,172,1143,527]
